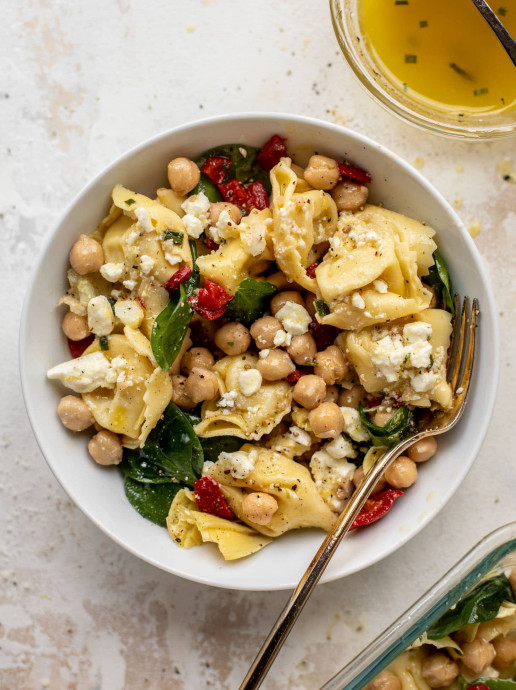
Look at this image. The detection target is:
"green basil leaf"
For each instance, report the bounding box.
[190,173,223,202]
[163,229,184,245]
[123,476,182,526]
[427,575,516,640]
[200,436,244,463]
[196,143,271,192]
[151,283,192,370]
[460,678,516,689]
[99,335,109,351]
[424,251,455,316]
[358,404,413,447]
[225,277,277,326]
[315,299,330,317]
[119,452,179,484]
[184,240,200,298]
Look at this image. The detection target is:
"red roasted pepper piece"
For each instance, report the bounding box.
[366,396,384,408]
[309,319,338,350]
[286,367,311,383]
[189,280,232,320]
[194,476,235,519]
[246,181,270,210]
[67,335,94,359]
[257,134,287,171]
[218,178,250,208]
[467,685,490,690]
[205,238,219,251]
[305,262,318,279]
[350,489,404,530]
[165,265,192,291]
[201,155,232,185]
[338,162,372,184]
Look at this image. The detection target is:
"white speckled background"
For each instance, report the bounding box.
[1,1,515,688]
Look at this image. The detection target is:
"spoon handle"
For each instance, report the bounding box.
[470,0,516,66]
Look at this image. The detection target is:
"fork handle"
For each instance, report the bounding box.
[239,435,418,690]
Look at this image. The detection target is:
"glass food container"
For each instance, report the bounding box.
[320,523,516,689]
[330,0,516,140]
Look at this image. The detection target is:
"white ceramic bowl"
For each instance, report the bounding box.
[20,114,499,591]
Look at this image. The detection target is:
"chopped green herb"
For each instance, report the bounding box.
[449,62,473,80]
[226,341,234,347]
[428,354,434,370]
[314,299,330,317]
[498,6,507,16]
[403,354,410,364]
[305,360,317,367]
[163,229,184,245]
[107,297,116,313]
[125,198,136,206]
[474,87,489,96]
[99,335,109,351]
[405,54,418,64]
[419,20,428,27]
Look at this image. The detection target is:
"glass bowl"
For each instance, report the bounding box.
[330,0,516,140]
[320,522,516,689]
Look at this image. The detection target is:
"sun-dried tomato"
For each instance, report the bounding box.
[205,238,220,251]
[67,335,94,359]
[338,162,372,184]
[257,134,287,171]
[286,368,311,383]
[246,181,270,210]
[201,156,232,185]
[306,262,318,279]
[309,319,338,350]
[165,265,192,291]
[350,489,403,530]
[194,476,235,519]
[188,280,232,320]
[218,178,250,208]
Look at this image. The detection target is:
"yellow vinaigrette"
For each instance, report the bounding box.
[360,0,516,114]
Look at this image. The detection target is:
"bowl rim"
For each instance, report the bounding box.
[329,0,516,141]
[19,112,500,589]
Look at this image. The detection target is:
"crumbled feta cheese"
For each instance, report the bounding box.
[325,435,357,460]
[114,299,144,329]
[287,426,312,448]
[218,449,257,479]
[259,349,270,359]
[310,449,356,512]
[371,322,433,382]
[87,296,114,336]
[373,279,388,294]
[182,214,204,239]
[241,220,266,256]
[100,262,124,283]
[140,254,155,275]
[202,460,215,474]
[275,302,312,336]
[134,207,154,233]
[238,369,262,396]
[340,406,369,442]
[123,279,137,291]
[410,371,437,393]
[403,321,432,343]
[238,147,248,158]
[351,292,365,310]
[164,253,182,266]
[105,355,128,385]
[273,329,291,347]
[217,390,238,408]
[181,192,210,238]
[126,229,140,245]
[47,351,114,393]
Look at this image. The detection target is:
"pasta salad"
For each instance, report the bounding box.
[47,134,456,560]
[367,569,516,689]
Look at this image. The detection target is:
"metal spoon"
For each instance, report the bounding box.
[470,0,516,66]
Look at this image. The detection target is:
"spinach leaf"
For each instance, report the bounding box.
[225,277,277,326]
[427,575,516,640]
[196,143,272,193]
[151,283,192,370]
[459,678,516,689]
[124,477,181,526]
[191,173,223,202]
[358,404,413,447]
[200,436,244,463]
[119,452,179,484]
[184,239,200,298]
[424,251,455,315]
[314,299,330,317]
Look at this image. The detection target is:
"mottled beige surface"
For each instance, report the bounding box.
[1,0,515,689]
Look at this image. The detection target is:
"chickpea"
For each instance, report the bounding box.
[210,202,241,225]
[88,430,123,466]
[407,437,437,463]
[256,350,295,381]
[421,653,460,688]
[292,374,326,409]
[493,636,516,669]
[374,410,393,427]
[167,157,200,196]
[339,384,366,409]
[250,316,283,349]
[57,395,94,432]
[385,456,418,489]
[69,235,104,275]
[305,292,317,318]
[331,180,369,212]
[266,271,291,291]
[171,374,197,409]
[303,154,340,190]
[214,322,251,356]
[366,670,401,690]
[324,385,339,403]
[308,402,344,439]
[62,311,90,341]
[461,638,496,675]
[353,466,386,495]
[287,333,317,365]
[270,290,305,316]
[242,492,278,525]
[314,346,348,385]
[184,367,219,403]
[181,347,215,375]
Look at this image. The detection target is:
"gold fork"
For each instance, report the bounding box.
[240,296,479,690]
